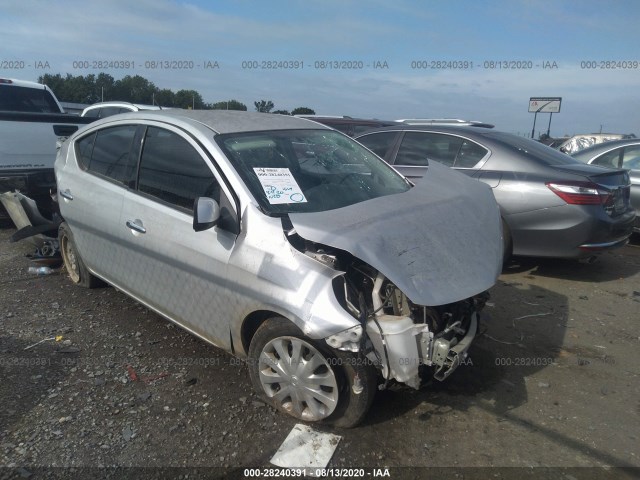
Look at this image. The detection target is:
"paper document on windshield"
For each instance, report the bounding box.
[253,167,307,204]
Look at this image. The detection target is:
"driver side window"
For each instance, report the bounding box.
[138,127,219,211]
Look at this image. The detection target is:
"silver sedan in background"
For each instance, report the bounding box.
[572,138,640,231]
[356,126,636,261]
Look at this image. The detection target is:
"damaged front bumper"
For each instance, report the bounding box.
[364,310,478,389]
[325,289,483,390]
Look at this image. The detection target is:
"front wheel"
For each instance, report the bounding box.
[248,318,377,428]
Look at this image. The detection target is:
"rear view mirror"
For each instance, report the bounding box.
[193,197,220,232]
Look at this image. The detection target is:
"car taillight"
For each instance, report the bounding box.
[546,181,611,206]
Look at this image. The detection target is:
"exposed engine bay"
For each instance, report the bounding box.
[287,224,488,389]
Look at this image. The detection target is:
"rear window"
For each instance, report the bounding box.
[0,85,61,113]
[82,108,100,118]
[488,132,581,166]
[592,149,621,168]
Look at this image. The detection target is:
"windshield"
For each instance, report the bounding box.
[217,129,410,214]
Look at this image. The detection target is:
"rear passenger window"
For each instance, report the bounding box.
[0,85,60,113]
[138,127,218,211]
[75,132,96,170]
[454,140,488,168]
[357,132,397,159]
[85,126,138,184]
[396,132,462,167]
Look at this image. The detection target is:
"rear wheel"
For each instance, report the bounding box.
[59,222,103,288]
[248,317,377,428]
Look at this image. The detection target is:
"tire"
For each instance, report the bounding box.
[58,222,103,288]
[248,317,377,428]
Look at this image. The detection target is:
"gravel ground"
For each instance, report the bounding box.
[1,224,639,479]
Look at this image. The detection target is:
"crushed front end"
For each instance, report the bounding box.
[287,161,502,389]
[327,258,488,389]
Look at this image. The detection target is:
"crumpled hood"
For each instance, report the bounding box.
[289,162,502,306]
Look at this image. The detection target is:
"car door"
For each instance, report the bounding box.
[621,144,640,218]
[58,124,140,281]
[118,124,239,349]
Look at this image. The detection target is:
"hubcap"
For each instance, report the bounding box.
[258,336,338,421]
[61,235,80,283]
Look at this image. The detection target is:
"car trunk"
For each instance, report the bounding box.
[551,164,632,217]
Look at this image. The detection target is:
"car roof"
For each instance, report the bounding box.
[92,109,329,134]
[354,124,570,153]
[83,101,161,110]
[572,138,640,158]
[0,78,49,90]
[297,115,397,124]
[396,119,495,128]
[354,124,494,137]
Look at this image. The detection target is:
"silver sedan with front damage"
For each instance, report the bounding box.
[55,110,502,427]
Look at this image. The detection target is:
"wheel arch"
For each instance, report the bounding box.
[240,309,291,356]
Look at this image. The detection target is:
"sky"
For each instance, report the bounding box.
[1,0,639,137]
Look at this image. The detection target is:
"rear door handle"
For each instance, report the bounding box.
[126,219,146,234]
[59,189,74,201]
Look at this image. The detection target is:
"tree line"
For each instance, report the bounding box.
[37,73,315,115]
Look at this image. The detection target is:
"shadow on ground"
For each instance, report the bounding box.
[502,244,640,282]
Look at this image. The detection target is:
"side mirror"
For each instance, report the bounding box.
[193,197,220,232]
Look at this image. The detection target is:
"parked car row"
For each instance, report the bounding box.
[303,115,637,242]
[5,91,636,428]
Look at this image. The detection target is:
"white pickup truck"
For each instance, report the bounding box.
[0,78,94,219]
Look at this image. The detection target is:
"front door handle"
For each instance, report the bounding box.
[126,219,146,234]
[59,189,74,201]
